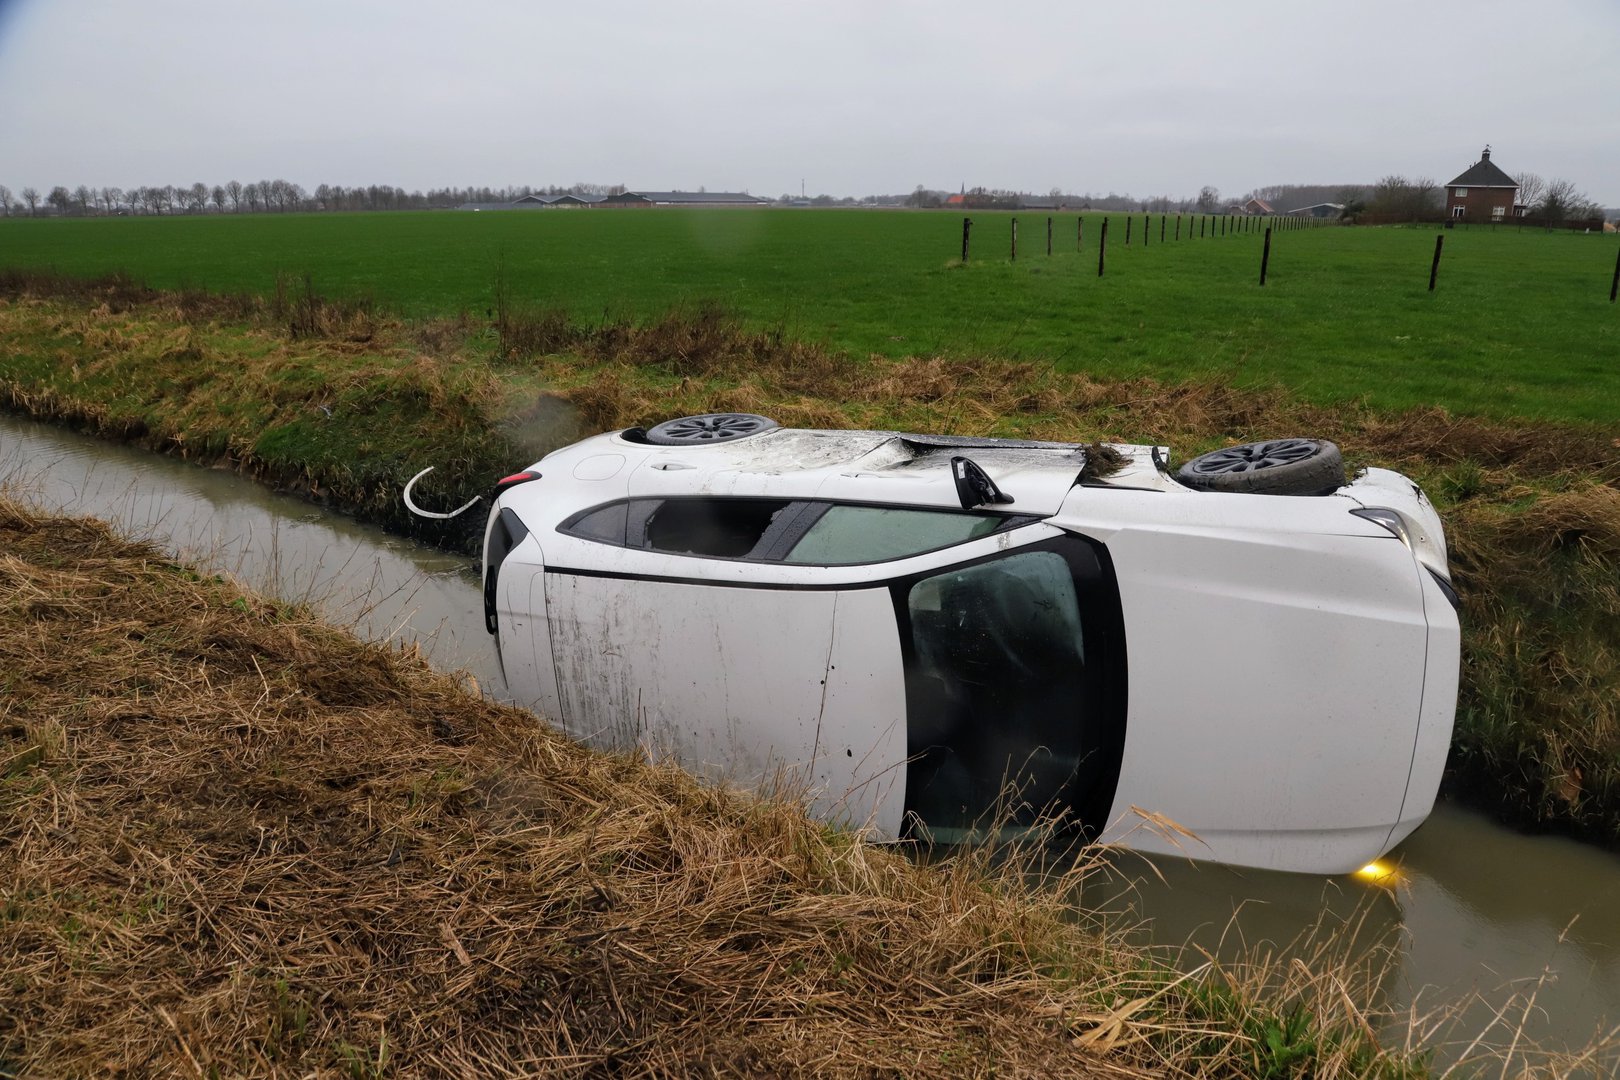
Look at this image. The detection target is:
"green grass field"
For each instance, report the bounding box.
[2,209,1617,422]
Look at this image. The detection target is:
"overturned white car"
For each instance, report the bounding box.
[449,413,1459,874]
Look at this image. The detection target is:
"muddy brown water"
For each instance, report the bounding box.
[3,411,1617,1062]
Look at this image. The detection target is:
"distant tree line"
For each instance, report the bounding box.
[902,185,1203,212]
[0,175,1606,223]
[0,180,631,217]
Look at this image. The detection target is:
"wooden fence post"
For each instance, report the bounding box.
[1201,216,1206,238]
[962,217,972,262]
[1125,215,1132,246]
[1011,217,1017,261]
[1429,234,1444,292]
[1047,216,1053,256]
[1175,214,1181,240]
[1611,244,1619,302]
[1098,218,1108,277]
[1160,215,1166,243]
[1077,217,1083,252]
[1260,227,1272,286]
[1143,214,1149,247]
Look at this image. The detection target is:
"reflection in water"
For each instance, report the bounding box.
[2,410,1618,1059]
[0,412,502,691]
[1087,805,1620,1062]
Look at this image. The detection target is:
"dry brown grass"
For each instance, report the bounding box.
[0,499,1181,1078]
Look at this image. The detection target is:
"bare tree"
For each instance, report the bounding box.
[20,187,39,215]
[1538,178,1598,224]
[1370,175,1410,215]
[211,185,226,213]
[1513,172,1546,211]
[225,180,243,212]
[46,186,72,214]
[1411,176,1439,216]
[101,186,124,214]
[184,182,207,213]
[0,185,12,217]
[1371,175,1438,219]
[1196,185,1221,212]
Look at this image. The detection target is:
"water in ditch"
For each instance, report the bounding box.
[3,410,1617,1062]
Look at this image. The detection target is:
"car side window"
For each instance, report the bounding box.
[560,498,1025,565]
[782,505,1005,565]
[642,498,795,558]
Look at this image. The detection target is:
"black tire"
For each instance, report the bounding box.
[1175,438,1346,496]
[643,413,780,446]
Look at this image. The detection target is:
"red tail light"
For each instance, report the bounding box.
[495,470,541,491]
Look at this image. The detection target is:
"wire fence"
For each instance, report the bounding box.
[954,213,1620,300]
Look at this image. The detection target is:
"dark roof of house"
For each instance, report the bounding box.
[1448,148,1517,189]
[513,194,606,205]
[628,191,769,205]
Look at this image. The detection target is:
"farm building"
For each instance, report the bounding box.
[1445,147,1521,222]
[455,201,542,212]
[512,194,602,208]
[602,191,769,207]
[1224,199,1273,215]
[458,191,765,211]
[456,195,601,211]
[1284,203,1345,219]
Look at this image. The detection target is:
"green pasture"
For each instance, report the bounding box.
[1,209,1616,422]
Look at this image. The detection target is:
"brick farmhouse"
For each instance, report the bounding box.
[1445,147,1521,222]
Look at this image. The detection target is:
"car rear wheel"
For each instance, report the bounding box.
[643,413,781,446]
[1176,438,1345,495]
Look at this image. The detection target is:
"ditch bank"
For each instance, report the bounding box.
[1,271,1618,850]
[0,494,1438,1079]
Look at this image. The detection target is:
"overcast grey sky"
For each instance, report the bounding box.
[2,0,1616,204]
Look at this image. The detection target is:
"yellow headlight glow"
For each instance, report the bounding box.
[1354,860,1400,885]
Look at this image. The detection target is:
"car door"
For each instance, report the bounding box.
[537,496,1124,841]
[539,496,909,835]
[883,534,1127,842]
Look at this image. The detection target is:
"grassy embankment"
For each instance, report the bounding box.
[0,251,1616,849]
[1,495,1472,1077]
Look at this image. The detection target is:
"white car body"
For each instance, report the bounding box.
[480,426,1460,874]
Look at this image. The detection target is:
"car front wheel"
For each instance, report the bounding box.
[1175,438,1346,495]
